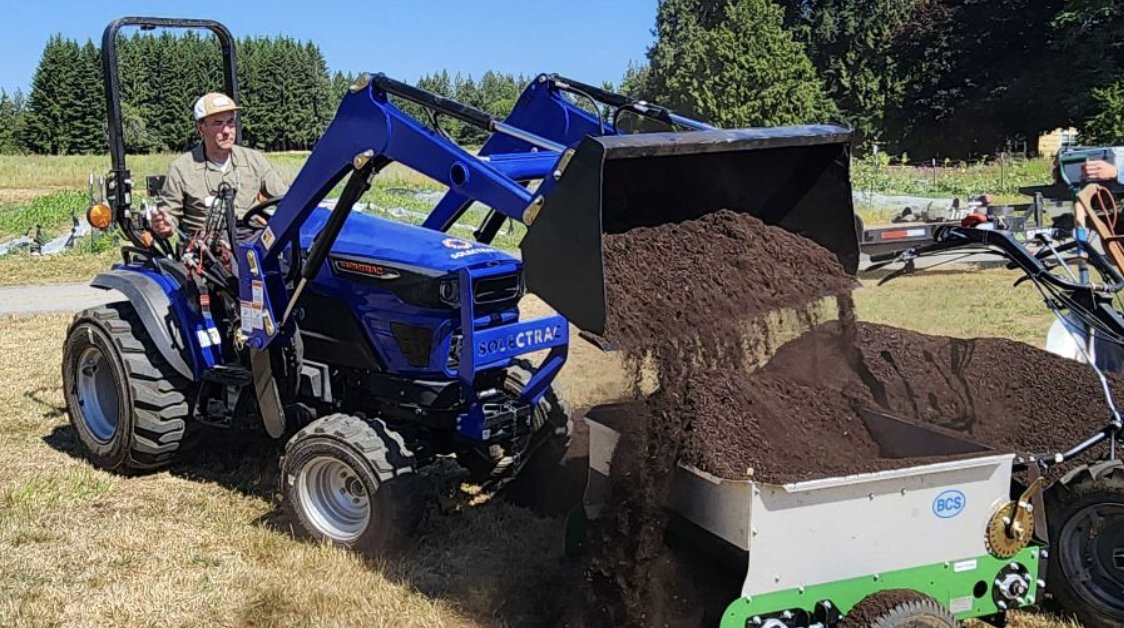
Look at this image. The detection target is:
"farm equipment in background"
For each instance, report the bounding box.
[857,194,1050,259]
[67,16,859,556]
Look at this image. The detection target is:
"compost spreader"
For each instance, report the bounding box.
[583,405,1045,627]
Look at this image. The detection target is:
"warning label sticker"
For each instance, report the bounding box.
[949,596,973,614]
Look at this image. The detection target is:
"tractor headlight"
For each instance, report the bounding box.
[438,278,459,307]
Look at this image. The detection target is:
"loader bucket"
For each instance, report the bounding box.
[520,125,860,336]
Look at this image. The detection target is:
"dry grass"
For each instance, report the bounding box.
[0,314,576,627]
[854,266,1058,346]
[0,268,1091,627]
[0,251,119,288]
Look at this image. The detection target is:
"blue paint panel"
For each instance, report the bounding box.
[111,263,220,376]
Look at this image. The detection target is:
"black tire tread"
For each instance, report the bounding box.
[281,413,424,553]
[1046,460,1124,628]
[67,301,192,470]
[284,413,417,481]
[841,590,956,628]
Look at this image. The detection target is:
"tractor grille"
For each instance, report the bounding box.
[474,272,522,305]
[390,323,433,368]
[446,332,463,370]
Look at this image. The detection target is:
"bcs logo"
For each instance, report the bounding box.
[933,490,966,519]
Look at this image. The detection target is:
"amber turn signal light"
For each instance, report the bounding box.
[86,203,113,230]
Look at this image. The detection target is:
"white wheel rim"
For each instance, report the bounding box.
[296,456,371,542]
[75,346,120,443]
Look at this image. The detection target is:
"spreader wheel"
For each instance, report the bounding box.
[1047,460,1124,628]
[840,590,956,628]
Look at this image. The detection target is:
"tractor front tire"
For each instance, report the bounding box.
[62,302,194,472]
[1046,460,1124,628]
[280,414,425,554]
[840,590,956,628]
[509,359,573,473]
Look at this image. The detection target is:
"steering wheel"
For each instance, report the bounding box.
[239,195,284,229]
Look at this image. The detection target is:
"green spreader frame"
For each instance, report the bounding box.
[721,545,1043,627]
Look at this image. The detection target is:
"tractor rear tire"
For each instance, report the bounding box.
[280,413,425,554]
[62,302,195,472]
[840,590,957,627]
[1046,460,1124,628]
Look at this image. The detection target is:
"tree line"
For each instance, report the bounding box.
[5,1,1124,159]
[633,0,1124,158]
[0,32,543,156]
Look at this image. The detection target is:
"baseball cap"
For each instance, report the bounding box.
[193,92,241,121]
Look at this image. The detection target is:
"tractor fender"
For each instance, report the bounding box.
[90,270,198,381]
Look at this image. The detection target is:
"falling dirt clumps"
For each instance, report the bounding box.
[586,210,858,627]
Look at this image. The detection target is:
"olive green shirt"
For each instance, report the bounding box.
[157,144,288,234]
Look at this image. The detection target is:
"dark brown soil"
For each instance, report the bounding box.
[602,209,856,362]
[681,321,1121,483]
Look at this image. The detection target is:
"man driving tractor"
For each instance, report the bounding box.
[151,92,288,239]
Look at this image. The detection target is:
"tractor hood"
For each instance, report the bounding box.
[299,207,516,274]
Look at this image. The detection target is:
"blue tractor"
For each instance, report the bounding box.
[63,17,860,551]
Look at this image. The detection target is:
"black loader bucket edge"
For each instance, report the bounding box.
[520,125,861,336]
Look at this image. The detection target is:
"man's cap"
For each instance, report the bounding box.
[193,92,241,121]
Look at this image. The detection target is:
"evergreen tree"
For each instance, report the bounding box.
[72,39,106,154]
[646,0,838,128]
[883,0,1066,158]
[21,35,83,154]
[1055,0,1124,137]
[787,0,915,148]
[1083,81,1124,144]
[453,74,488,144]
[0,90,20,153]
[330,70,356,114]
[619,61,650,99]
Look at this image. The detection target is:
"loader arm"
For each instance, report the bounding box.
[425,74,714,237]
[237,73,570,350]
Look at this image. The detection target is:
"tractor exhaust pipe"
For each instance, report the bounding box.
[519,125,861,336]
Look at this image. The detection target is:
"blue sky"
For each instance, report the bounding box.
[1,0,658,95]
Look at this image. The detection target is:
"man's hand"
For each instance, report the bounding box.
[150,208,174,239]
[1082,159,1119,182]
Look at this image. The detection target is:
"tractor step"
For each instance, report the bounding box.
[201,364,253,387]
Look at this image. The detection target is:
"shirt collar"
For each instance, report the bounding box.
[192,144,240,171]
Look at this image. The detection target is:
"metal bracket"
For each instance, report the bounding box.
[250,348,286,438]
